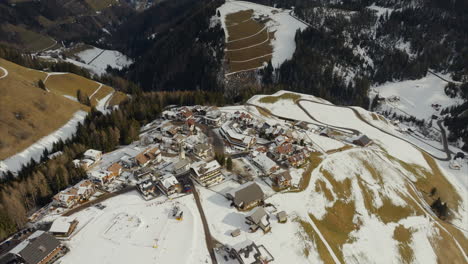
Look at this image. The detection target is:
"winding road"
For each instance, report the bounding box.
[296,99,452,161]
[247,98,452,161]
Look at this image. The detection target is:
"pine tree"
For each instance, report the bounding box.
[226,157,233,171]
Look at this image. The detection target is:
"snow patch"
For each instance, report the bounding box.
[1,111,87,173]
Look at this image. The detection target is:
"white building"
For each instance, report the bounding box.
[83,149,102,161]
[157,174,182,195]
[251,152,279,175]
[88,170,113,185]
[220,122,256,150]
[191,160,224,186]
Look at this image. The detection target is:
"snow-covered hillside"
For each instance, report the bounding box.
[40,45,133,76]
[371,72,464,120]
[246,90,467,263]
[75,47,133,75]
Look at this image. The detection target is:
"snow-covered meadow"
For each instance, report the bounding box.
[75,47,133,75]
[60,191,210,264]
[372,73,464,120]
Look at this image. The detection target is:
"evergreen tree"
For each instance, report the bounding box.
[226,157,233,171]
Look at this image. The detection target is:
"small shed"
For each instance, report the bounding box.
[353,134,372,147]
[277,211,287,223]
[231,229,241,237]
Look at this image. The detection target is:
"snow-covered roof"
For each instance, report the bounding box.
[221,123,253,144]
[252,153,277,172]
[173,159,190,171]
[88,171,111,180]
[191,160,221,177]
[84,149,102,159]
[49,217,75,233]
[160,175,179,189]
[81,159,95,166]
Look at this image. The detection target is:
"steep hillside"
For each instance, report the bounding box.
[0,0,136,52]
[111,0,225,92]
[245,91,468,264]
[0,58,127,172]
[0,58,86,160]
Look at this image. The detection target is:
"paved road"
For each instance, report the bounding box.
[247,98,451,161]
[296,99,452,161]
[191,182,218,264]
[246,102,357,135]
[296,99,360,135]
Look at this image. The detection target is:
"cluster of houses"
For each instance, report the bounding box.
[1,104,386,264]
[0,231,66,264]
[134,154,225,200]
[72,149,102,170]
[218,240,274,264]
[52,180,95,209]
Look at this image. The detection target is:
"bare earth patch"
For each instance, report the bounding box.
[224,10,274,74]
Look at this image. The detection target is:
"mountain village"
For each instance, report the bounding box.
[0,0,467,262]
[0,91,387,264]
[0,88,467,264]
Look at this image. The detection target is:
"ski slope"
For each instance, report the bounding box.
[61,192,210,264]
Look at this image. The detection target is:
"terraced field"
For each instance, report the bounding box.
[225,10,273,74]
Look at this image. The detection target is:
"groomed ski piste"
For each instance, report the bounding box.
[60,191,210,264]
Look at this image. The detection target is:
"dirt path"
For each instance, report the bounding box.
[226,26,268,43]
[0,66,8,79]
[89,83,103,99]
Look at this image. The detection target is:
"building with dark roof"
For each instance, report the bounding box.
[226,182,265,210]
[245,207,271,232]
[8,231,64,264]
[353,134,372,147]
[229,240,274,264]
